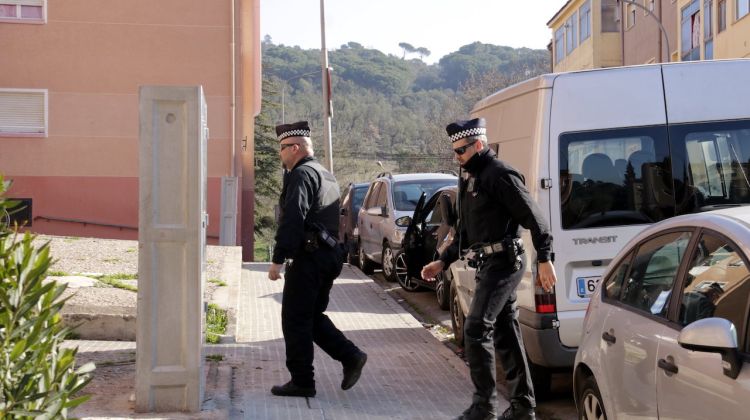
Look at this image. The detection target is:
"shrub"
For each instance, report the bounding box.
[0,176,94,418]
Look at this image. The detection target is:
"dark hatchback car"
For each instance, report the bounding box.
[339,182,369,266]
[401,185,457,310]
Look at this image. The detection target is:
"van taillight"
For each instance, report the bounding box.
[534,286,556,313]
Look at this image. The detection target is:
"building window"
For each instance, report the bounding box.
[580,0,592,41]
[718,0,727,31]
[0,89,48,137]
[705,0,713,59]
[681,0,701,61]
[602,0,620,32]
[555,27,565,63]
[738,0,750,19]
[0,0,45,23]
[566,12,579,54]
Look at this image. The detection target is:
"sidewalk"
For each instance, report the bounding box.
[71,262,476,419]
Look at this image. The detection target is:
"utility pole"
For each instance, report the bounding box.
[320,0,334,173]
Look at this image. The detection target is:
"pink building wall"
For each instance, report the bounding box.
[0,0,260,249]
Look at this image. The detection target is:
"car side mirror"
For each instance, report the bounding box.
[439,195,456,226]
[678,317,742,379]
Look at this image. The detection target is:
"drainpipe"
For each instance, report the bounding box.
[230,0,236,177]
[658,0,663,62]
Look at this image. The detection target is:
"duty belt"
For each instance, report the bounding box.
[479,238,523,256]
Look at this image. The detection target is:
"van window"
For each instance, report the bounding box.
[669,119,750,215]
[560,126,672,230]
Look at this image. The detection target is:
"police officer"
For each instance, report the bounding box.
[268,121,367,398]
[421,118,557,420]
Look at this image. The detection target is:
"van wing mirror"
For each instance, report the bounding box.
[678,317,742,379]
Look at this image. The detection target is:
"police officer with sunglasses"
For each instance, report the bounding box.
[268,121,367,398]
[422,117,557,420]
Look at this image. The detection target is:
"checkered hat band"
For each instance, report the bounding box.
[278,129,311,141]
[449,127,486,142]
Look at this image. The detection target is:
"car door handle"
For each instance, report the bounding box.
[602,331,616,344]
[658,358,678,374]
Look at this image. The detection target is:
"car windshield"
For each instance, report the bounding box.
[392,179,456,211]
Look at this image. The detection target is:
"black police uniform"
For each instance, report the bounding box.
[439,148,553,413]
[272,156,361,389]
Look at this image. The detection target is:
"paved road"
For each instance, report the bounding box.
[366,268,578,420]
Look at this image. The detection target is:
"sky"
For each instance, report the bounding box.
[261,0,570,64]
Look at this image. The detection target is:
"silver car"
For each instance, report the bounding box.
[574,207,750,420]
[357,172,457,285]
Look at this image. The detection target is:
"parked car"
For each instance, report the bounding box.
[574,207,750,420]
[339,182,369,266]
[402,185,457,309]
[357,172,457,286]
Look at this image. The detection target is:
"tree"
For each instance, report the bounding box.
[398,42,415,59]
[416,47,431,61]
[253,79,283,235]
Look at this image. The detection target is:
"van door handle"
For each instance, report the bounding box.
[602,331,616,344]
[658,358,678,374]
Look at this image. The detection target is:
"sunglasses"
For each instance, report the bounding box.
[280,143,299,151]
[453,140,476,155]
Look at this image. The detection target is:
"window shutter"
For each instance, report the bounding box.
[4,0,44,6]
[0,90,47,135]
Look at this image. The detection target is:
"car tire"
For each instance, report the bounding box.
[359,241,375,275]
[435,268,450,310]
[347,239,360,267]
[450,281,465,347]
[385,245,417,290]
[529,360,552,401]
[578,375,607,420]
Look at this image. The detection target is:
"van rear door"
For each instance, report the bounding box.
[549,66,668,348]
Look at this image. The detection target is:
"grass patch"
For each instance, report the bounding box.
[208,278,227,287]
[206,303,228,344]
[125,248,136,253]
[102,258,121,263]
[96,273,138,292]
[63,237,79,243]
[205,354,224,362]
[47,270,69,277]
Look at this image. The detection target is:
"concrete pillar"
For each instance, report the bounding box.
[136,86,207,412]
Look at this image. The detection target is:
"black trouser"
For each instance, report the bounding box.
[281,245,359,388]
[464,253,535,409]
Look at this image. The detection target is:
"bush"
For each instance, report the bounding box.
[0,176,94,418]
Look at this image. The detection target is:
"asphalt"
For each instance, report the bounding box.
[70,261,483,419]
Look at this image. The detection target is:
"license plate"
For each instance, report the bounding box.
[576,276,601,298]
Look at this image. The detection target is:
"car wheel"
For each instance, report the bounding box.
[435,268,450,310]
[359,241,375,275]
[529,360,552,401]
[381,243,397,282]
[347,239,360,267]
[393,251,419,291]
[450,281,465,347]
[578,375,607,420]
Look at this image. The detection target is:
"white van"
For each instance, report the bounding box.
[449,59,750,395]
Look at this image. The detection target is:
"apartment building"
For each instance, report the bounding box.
[678,0,750,60]
[548,0,623,72]
[0,0,262,258]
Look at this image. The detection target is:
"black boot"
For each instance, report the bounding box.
[498,401,535,420]
[454,403,497,420]
[341,351,367,390]
[270,381,316,397]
